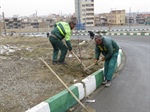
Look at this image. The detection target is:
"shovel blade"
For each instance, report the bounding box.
[85,99,95,103]
[81,106,96,112]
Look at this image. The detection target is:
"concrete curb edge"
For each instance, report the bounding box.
[26,49,123,112]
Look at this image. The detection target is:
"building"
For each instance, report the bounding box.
[145,16,150,25]
[75,0,94,27]
[107,10,126,25]
[141,14,150,25]
[94,10,126,26]
[4,17,23,29]
[96,13,109,26]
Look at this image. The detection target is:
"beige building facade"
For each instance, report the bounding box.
[107,10,126,25]
[75,0,94,26]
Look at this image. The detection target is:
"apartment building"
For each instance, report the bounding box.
[75,0,94,26]
[96,13,109,26]
[4,17,22,29]
[145,17,150,25]
[107,10,125,25]
[3,14,74,31]
[136,14,150,24]
[125,13,150,25]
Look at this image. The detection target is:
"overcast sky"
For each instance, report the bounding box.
[1,0,150,17]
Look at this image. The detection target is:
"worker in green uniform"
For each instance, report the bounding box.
[89,32,119,87]
[49,21,77,65]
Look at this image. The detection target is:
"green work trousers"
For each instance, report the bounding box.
[104,51,119,81]
[49,36,67,62]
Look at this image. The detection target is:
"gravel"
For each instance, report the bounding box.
[0,36,103,112]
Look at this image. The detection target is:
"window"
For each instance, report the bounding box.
[83,0,93,2]
[86,4,94,7]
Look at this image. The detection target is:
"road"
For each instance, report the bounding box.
[5,25,149,37]
[72,35,150,112]
[86,25,150,31]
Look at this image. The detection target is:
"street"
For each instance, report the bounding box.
[73,35,150,112]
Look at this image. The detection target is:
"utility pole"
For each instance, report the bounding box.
[129,7,131,31]
[35,10,39,32]
[77,0,81,30]
[109,8,112,31]
[84,8,86,30]
[110,8,116,31]
[0,6,1,37]
[110,8,114,31]
[2,12,6,36]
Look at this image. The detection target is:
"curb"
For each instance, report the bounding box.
[26,49,123,112]
[72,32,150,36]
[73,28,150,32]
[12,28,150,37]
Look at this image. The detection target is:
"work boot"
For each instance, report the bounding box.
[52,61,58,65]
[58,61,67,65]
[105,80,111,87]
[102,80,107,85]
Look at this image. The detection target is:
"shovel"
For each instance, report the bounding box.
[72,52,87,70]
[40,58,96,112]
[84,60,101,71]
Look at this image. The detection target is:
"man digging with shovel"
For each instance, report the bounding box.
[89,31,119,87]
[49,20,77,65]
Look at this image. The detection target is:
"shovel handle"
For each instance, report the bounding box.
[84,63,95,71]
[72,52,86,69]
[40,58,89,112]
[84,60,101,71]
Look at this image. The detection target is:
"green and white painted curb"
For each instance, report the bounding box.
[72,32,150,36]
[81,69,104,97]
[72,28,150,33]
[117,49,123,67]
[20,28,150,37]
[26,49,123,112]
[26,83,84,112]
[26,102,49,112]
[81,49,123,97]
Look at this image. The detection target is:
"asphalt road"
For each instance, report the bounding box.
[86,25,150,31]
[72,35,150,112]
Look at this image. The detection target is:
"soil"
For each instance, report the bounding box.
[0,35,104,112]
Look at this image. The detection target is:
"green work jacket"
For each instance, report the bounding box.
[51,21,72,51]
[95,36,119,60]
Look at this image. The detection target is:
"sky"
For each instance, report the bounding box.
[0,0,150,17]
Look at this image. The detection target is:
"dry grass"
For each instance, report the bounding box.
[0,36,103,112]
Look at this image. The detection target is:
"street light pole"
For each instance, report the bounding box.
[35,10,39,32]
[77,0,81,30]
[109,8,116,31]
[129,7,131,31]
[0,6,1,37]
[84,8,86,30]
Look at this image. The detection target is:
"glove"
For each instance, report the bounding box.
[69,50,73,54]
[101,57,105,61]
[94,59,98,65]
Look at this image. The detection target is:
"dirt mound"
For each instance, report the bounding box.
[0,36,103,112]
